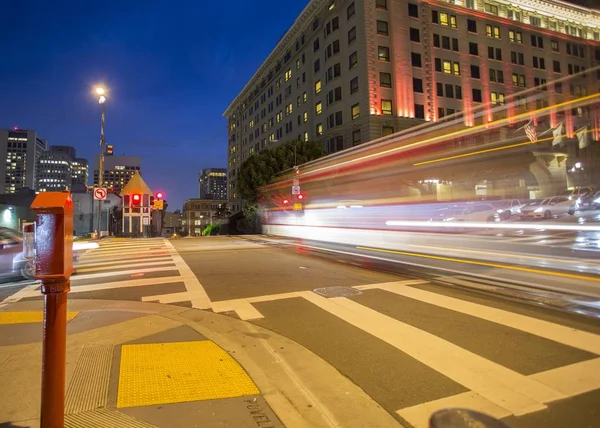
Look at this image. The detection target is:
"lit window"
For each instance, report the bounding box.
[303,112,308,122]
[316,102,323,115]
[378,46,390,61]
[303,92,307,102]
[351,103,360,120]
[316,123,323,136]
[285,69,292,81]
[304,132,309,142]
[450,15,457,28]
[440,13,449,26]
[315,80,322,94]
[453,62,460,76]
[296,59,300,69]
[381,99,392,115]
[443,60,452,74]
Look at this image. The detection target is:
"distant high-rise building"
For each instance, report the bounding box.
[198,168,228,200]
[0,128,47,194]
[36,145,89,192]
[93,155,141,194]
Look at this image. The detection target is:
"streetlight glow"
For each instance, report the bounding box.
[95,87,105,95]
[98,95,106,104]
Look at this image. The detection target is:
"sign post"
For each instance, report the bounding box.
[93,187,107,200]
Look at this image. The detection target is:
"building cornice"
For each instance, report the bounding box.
[223,0,327,118]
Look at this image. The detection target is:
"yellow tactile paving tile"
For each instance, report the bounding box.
[0,311,79,325]
[117,341,260,408]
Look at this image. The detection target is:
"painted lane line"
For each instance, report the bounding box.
[0,281,41,304]
[375,283,600,355]
[299,291,563,415]
[397,358,600,428]
[71,266,179,281]
[163,240,211,310]
[75,261,176,274]
[75,256,172,268]
[357,246,600,283]
[211,299,264,320]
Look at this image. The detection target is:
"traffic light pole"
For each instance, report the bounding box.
[97,101,106,238]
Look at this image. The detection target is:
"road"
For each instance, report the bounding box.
[1,236,600,427]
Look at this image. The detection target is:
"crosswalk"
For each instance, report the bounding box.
[0,238,210,308]
[208,278,600,428]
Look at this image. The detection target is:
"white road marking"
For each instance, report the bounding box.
[211,299,264,320]
[299,291,564,415]
[75,256,172,268]
[163,240,211,309]
[375,282,600,355]
[531,357,600,397]
[71,266,178,281]
[75,260,176,274]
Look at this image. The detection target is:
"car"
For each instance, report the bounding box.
[445,204,500,222]
[518,197,575,219]
[0,227,35,280]
[576,190,600,211]
[491,199,524,220]
[558,187,595,202]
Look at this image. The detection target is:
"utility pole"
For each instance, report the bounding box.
[96,88,107,238]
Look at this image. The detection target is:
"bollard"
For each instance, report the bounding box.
[30,191,74,428]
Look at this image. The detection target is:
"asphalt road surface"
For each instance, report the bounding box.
[1,236,599,428]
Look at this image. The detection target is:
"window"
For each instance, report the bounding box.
[443,60,452,74]
[296,59,300,69]
[467,19,477,33]
[484,3,498,15]
[285,69,292,81]
[432,10,439,24]
[490,92,505,105]
[510,51,524,65]
[303,112,308,122]
[472,88,482,102]
[488,46,501,60]
[439,13,456,27]
[377,21,389,36]
[327,87,342,105]
[349,51,358,68]
[408,3,418,17]
[411,52,422,67]
[379,46,390,61]
[314,59,320,72]
[489,69,503,83]
[469,42,479,56]
[486,25,500,39]
[316,123,323,136]
[434,34,440,48]
[332,17,339,32]
[409,27,420,42]
[415,104,425,119]
[352,129,361,146]
[304,132,309,142]
[455,86,462,99]
[436,82,443,96]
[413,78,423,93]
[532,56,545,70]
[445,83,454,98]
[382,126,394,136]
[551,40,559,52]
[350,77,359,94]
[303,92,307,102]
[531,35,543,48]
[376,0,387,9]
[555,82,562,94]
[530,16,541,27]
[348,27,357,44]
[509,30,523,44]
[452,38,459,52]
[553,60,561,73]
[380,72,392,88]
[314,38,320,52]
[453,62,460,75]
[442,36,450,50]
[285,103,293,115]
[347,2,355,19]
[315,80,322,94]
[381,99,392,115]
[351,103,360,120]
[438,107,445,118]
[471,65,480,79]
[315,102,323,115]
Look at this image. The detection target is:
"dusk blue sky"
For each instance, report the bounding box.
[0,0,308,209]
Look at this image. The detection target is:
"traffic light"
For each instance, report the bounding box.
[106,145,114,156]
[131,194,141,206]
[155,191,164,200]
[282,198,290,205]
[296,193,306,201]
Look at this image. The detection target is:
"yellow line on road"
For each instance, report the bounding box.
[356,246,600,283]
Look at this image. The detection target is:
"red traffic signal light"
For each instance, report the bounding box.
[156,192,164,200]
[282,198,290,205]
[131,194,141,206]
[296,193,306,200]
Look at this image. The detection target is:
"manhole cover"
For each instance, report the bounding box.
[313,286,362,298]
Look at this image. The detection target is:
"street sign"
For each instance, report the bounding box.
[142,217,150,225]
[292,185,301,195]
[153,200,164,210]
[93,187,107,200]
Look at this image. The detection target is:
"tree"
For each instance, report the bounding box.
[212,203,231,222]
[238,140,325,203]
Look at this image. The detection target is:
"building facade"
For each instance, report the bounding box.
[182,199,227,236]
[224,0,600,212]
[93,155,141,195]
[198,168,228,199]
[0,129,47,194]
[36,145,89,192]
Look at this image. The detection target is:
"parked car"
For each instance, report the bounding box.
[518,197,575,219]
[0,227,35,280]
[445,204,500,222]
[491,199,524,220]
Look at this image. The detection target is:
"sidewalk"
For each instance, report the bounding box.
[0,299,399,428]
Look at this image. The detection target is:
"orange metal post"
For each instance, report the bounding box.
[30,192,74,428]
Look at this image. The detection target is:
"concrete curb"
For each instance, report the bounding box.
[1,299,402,428]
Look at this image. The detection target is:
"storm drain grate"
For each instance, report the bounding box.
[313,286,362,298]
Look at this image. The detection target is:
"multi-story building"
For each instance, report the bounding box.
[93,155,141,195]
[182,199,227,236]
[198,168,228,199]
[0,128,47,194]
[224,0,600,212]
[36,145,89,192]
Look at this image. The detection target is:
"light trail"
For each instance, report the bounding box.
[384,220,600,232]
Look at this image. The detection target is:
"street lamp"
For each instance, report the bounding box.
[95,86,107,237]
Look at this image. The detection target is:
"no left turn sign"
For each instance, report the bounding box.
[93,187,107,200]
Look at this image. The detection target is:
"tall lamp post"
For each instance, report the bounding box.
[96,87,107,237]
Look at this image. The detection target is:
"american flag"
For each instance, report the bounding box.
[524,121,537,143]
